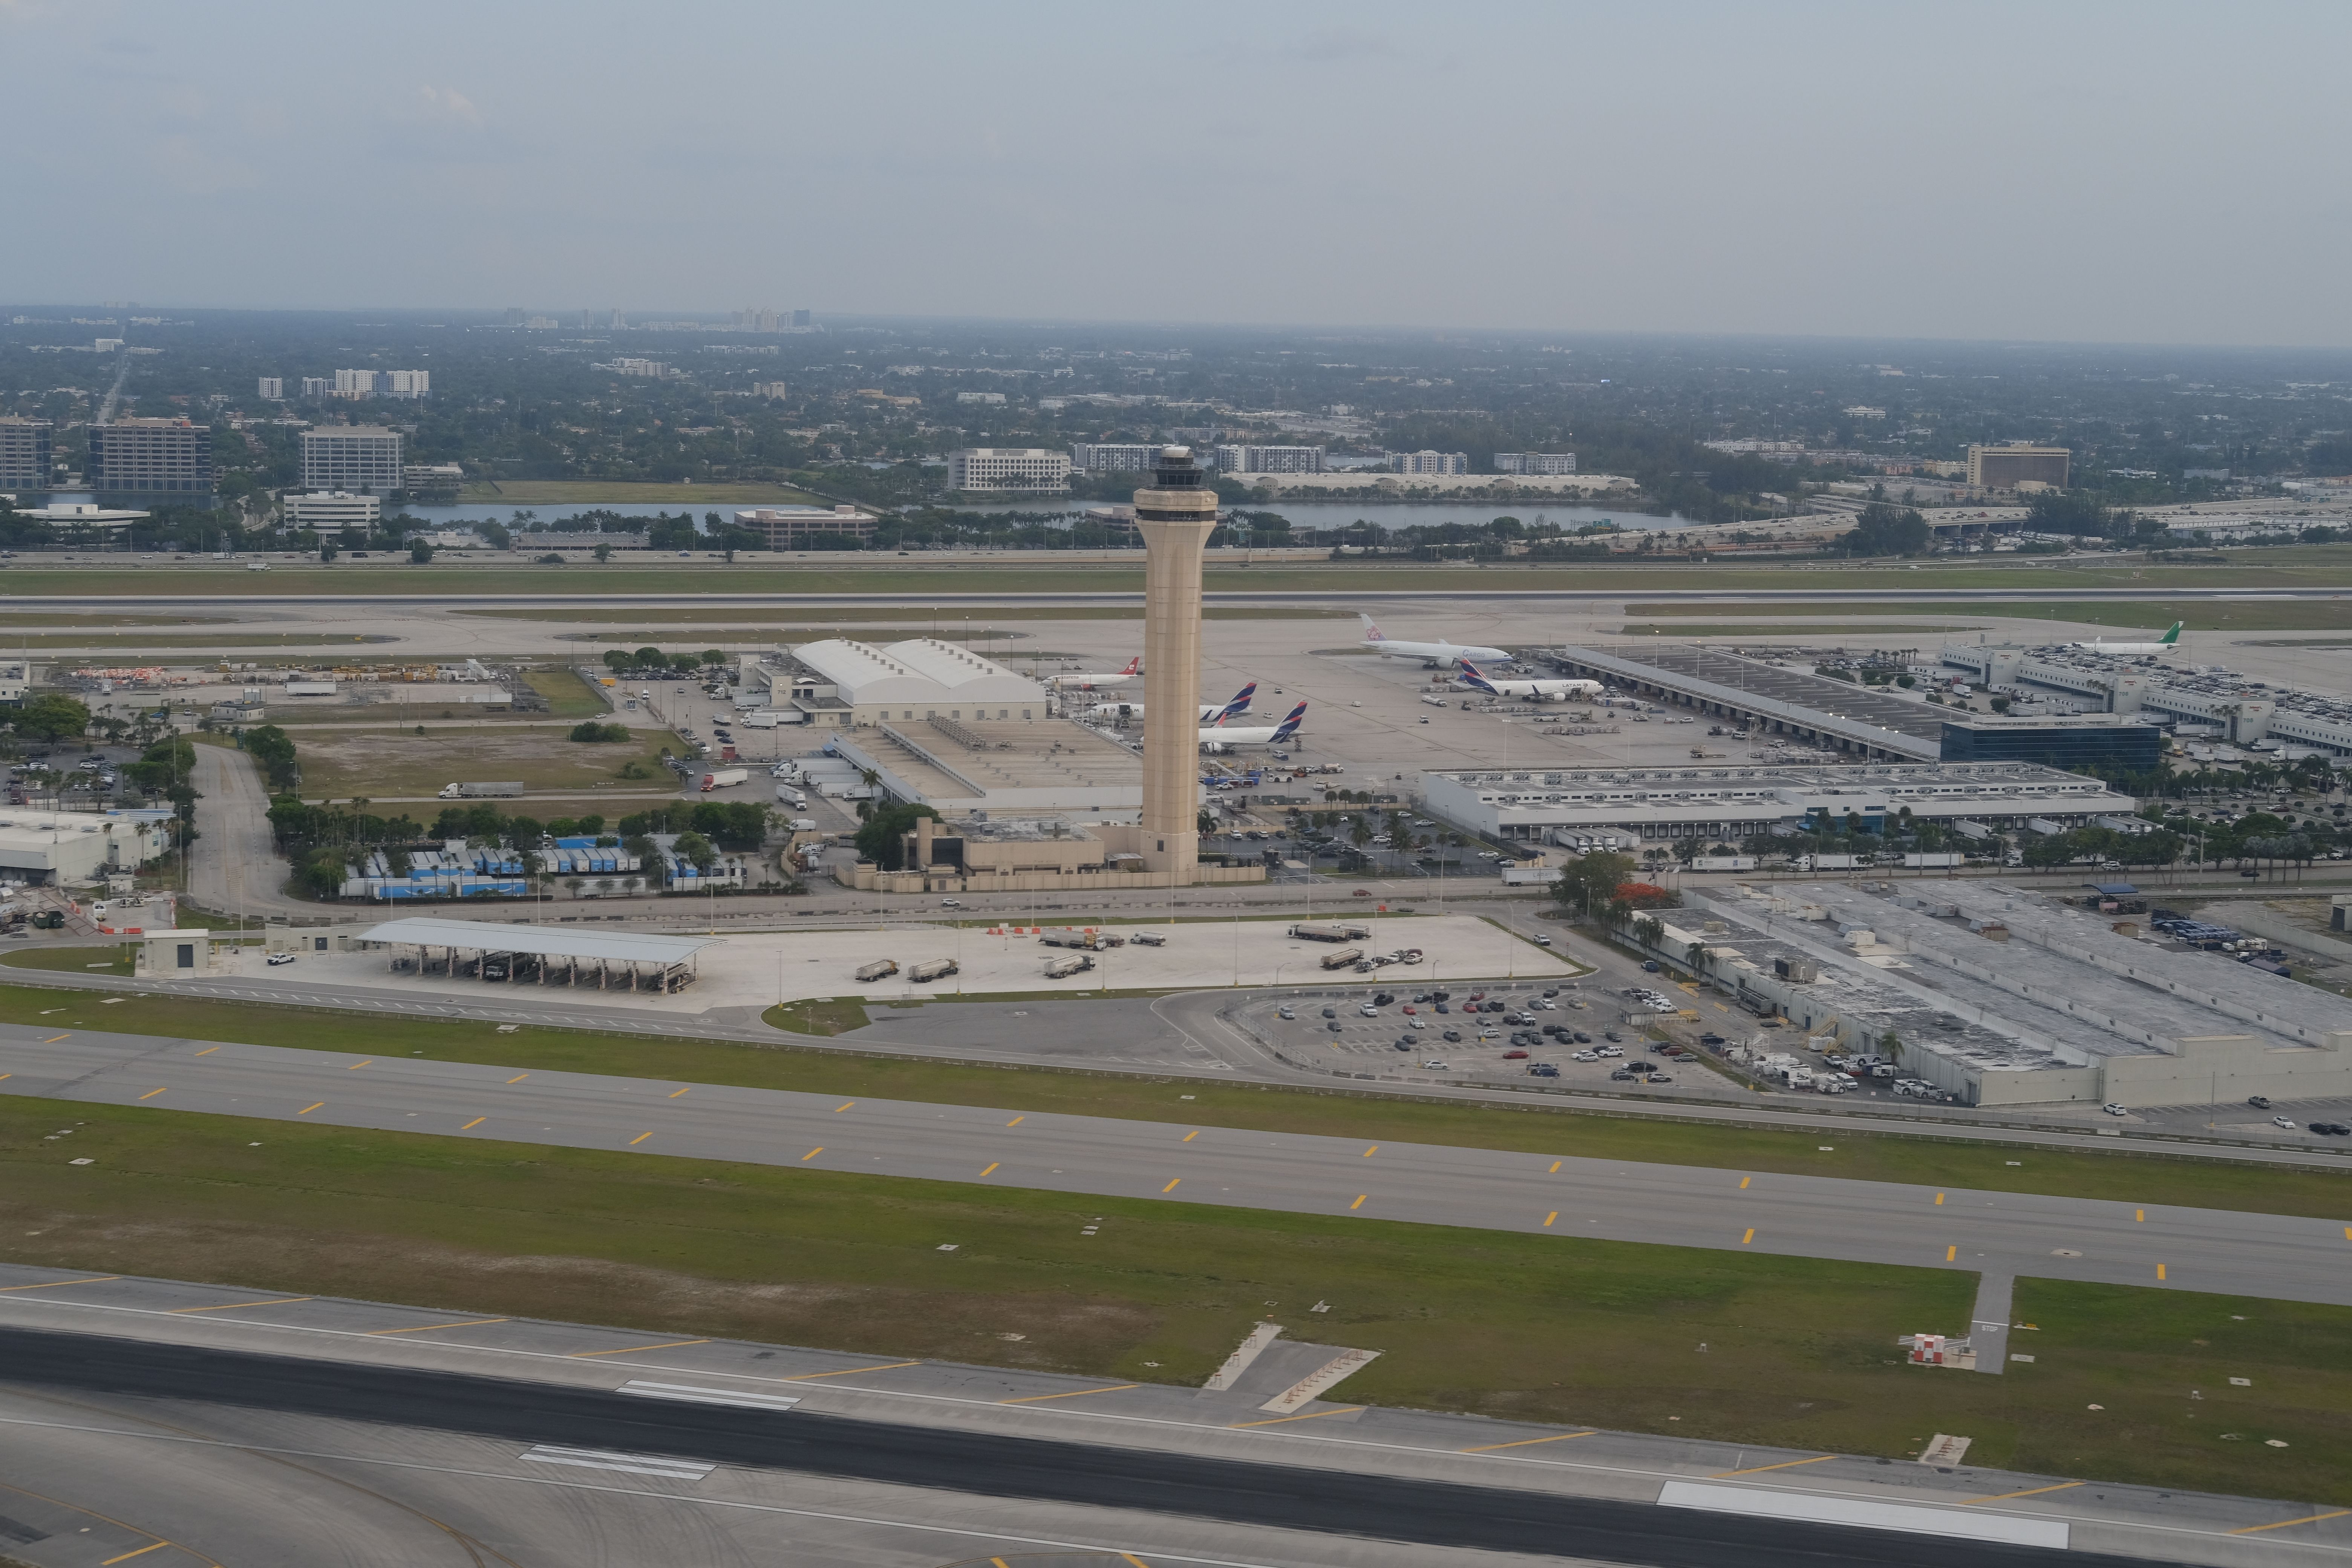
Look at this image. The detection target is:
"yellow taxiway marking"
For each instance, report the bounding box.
[1966,1481,2084,1505]
[41,1034,69,1043]
[1934,1192,1945,1205]
[170,1297,311,1314]
[368,1317,509,1336]
[786,1360,920,1381]
[1000,1383,1140,1405]
[1462,1430,1595,1452]
[298,1102,324,1115]
[835,1101,854,1113]
[0,1276,120,1292]
[2135,1208,2145,1222]
[1716,1454,1835,1477]
[1350,1194,1367,1210]
[507,1074,527,1084]
[193,1046,220,1057]
[2232,1510,2352,1536]
[1946,1245,1958,1262]
[1738,1175,1751,1190]
[1007,1116,1024,1127]
[570,1338,709,1358]
[629,1132,652,1146]
[137,1087,166,1100]
[2157,1263,2168,1280]
[348,1060,371,1070]
[1162,1178,1181,1193]
[1121,1555,1150,1568]
[0,1075,9,1082]
[802,1147,824,1161]
[1362,1145,1378,1158]
[979,1162,999,1176]
[101,1544,172,1566]
[669,1087,691,1098]
[1230,1406,1364,1429]
[1548,1160,1561,1174]
[1182,1130,1198,1142]
[460,1117,485,1130]
[1542,1211,1558,1228]
[1741,1228,1755,1245]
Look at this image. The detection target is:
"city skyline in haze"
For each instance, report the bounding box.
[6,0,2349,348]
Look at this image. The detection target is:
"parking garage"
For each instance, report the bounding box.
[353,917,720,994]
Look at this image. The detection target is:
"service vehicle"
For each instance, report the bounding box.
[700,767,750,792]
[908,958,960,983]
[1043,953,1095,979]
[854,959,900,983]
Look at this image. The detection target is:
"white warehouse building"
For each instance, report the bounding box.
[770,638,1050,728]
[0,808,179,884]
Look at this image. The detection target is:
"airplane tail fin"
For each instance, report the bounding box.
[1121,656,1140,675]
[1457,659,1498,694]
[1358,612,1385,642]
[1217,681,1257,721]
[2161,622,2182,644]
[1271,701,1308,740]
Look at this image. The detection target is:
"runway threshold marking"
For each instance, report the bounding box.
[1350,1194,1367,1210]
[2232,1509,2352,1535]
[785,1361,921,1381]
[137,1088,165,1100]
[367,1317,509,1336]
[802,1147,823,1161]
[1462,1430,1594,1452]
[629,1133,653,1146]
[297,1102,324,1115]
[193,1046,220,1056]
[461,1117,485,1130]
[1230,1406,1364,1429]
[1741,1228,1755,1245]
[979,1162,999,1177]
[0,1276,120,1291]
[1162,1178,1181,1193]
[998,1383,1141,1405]
[169,1297,311,1314]
[569,1338,710,1358]
[1966,1481,2085,1504]
[1715,1453,1836,1477]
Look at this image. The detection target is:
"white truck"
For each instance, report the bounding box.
[908,958,959,983]
[438,781,524,799]
[701,767,750,792]
[854,959,899,983]
[1043,952,1095,979]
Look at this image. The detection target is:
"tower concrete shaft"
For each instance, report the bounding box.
[1133,446,1218,882]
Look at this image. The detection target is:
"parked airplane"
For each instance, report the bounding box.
[1200,700,1307,751]
[2073,621,2183,656]
[1084,682,1255,723]
[1456,659,1603,702]
[1358,613,1508,667]
[1044,656,1140,690]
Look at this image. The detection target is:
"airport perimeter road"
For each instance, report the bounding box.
[5,1028,2348,1309]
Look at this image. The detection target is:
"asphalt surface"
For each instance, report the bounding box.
[6,1023,2348,1309]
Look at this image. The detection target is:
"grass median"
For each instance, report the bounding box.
[4,1098,2343,1496]
[1,976,2346,1220]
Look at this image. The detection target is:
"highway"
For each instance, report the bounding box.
[5,1024,2347,1311]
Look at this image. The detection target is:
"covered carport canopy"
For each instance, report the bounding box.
[354,917,723,994]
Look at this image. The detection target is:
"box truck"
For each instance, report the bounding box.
[700,768,749,792]
[438,781,524,799]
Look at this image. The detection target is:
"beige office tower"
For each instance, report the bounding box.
[1133,446,1218,882]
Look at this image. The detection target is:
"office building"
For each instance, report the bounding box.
[1966,443,2070,490]
[331,368,430,399]
[301,426,404,495]
[299,377,331,399]
[256,377,284,401]
[733,307,781,332]
[403,463,465,495]
[0,417,54,491]
[946,448,1070,491]
[1394,450,1470,475]
[1493,452,1577,475]
[284,492,382,533]
[1070,443,1158,473]
[792,309,812,328]
[1213,444,1325,474]
[87,418,212,495]
[1937,714,2165,771]
[731,505,879,549]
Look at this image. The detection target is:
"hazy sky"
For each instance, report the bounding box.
[8,0,2349,346]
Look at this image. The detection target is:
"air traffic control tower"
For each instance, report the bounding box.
[1134,445,1217,882]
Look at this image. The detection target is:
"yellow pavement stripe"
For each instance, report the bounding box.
[669,1087,690,1098]
[1462,1430,1595,1452]
[1934,1192,1944,1205]
[1121,1555,1150,1568]
[999,1383,1141,1405]
[1548,1160,1561,1173]
[1716,1454,1836,1477]
[137,1087,166,1100]
[368,1317,508,1335]
[1946,1245,1957,1262]
[1965,1481,2085,1505]
[1362,1145,1378,1157]
[348,1060,371,1070]
[2343,1226,2352,1242]
[980,1161,999,1176]
[1230,1405,1365,1429]
[101,1543,171,1565]
[2135,1208,2145,1222]
[170,1297,311,1314]
[0,1074,8,1081]
[298,1102,324,1115]
[802,1147,823,1161]
[1543,1211,1558,1227]
[2157,1263,2167,1280]
[629,1132,652,1146]
[2232,1509,2352,1536]
[507,1074,527,1084]
[835,1101,854,1112]
[0,1276,120,1291]
[1182,1130,1198,1142]
[569,1338,709,1358]
[1738,1175,1750,1189]
[1350,1194,1367,1210]
[193,1046,220,1056]
[41,1034,68,1043]
[460,1117,485,1130]
[1162,1178,1181,1193]
[1742,1228,1755,1245]
[786,1360,921,1380]
[1007,1116,1024,1126]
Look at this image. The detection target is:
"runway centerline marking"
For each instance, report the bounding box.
[1462,1431,1593,1452]
[999,1384,1140,1405]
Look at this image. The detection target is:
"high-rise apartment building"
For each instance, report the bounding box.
[750,381,789,399]
[1212,444,1325,474]
[87,418,212,495]
[1393,450,1470,475]
[332,368,431,399]
[299,377,331,399]
[0,418,54,491]
[733,307,781,332]
[946,448,1070,491]
[1966,443,2070,490]
[301,426,404,495]
[791,309,812,328]
[1070,443,1159,473]
[257,377,285,401]
[1493,452,1577,475]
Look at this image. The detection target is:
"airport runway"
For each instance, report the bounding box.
[5,1025,2347,1309]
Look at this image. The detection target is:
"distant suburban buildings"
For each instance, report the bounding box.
[299,377,331,399]
[1393,450,1470,476]
[731,505,879,549]
[750,381,789,399]
[330,368,429,399]
[1492,452,1577,475]
[1214,444,1325,474]
[1967,443,2071,491]
[1069,443,1158,473]
[87,418,212,495]
[284,492,381,533]
[403,463,465,495]
[301,426,404,495]
[256,377,284,400]
[947,447,1070,492]
[733,307,782,332]
[792,309,812,328]
[0,417,54,490]
[606,359,672,378]
[956,391,1007,405]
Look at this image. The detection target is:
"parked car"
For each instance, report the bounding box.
[1276,1006,1295,1020]
[2272,1116,2298,1130]
[2101,1102,2129,1117]
[1502,1049,1528,1060]
[2246,1095,2272,1109]
[266,952,297,966]
[1442,1029,1462,1043]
